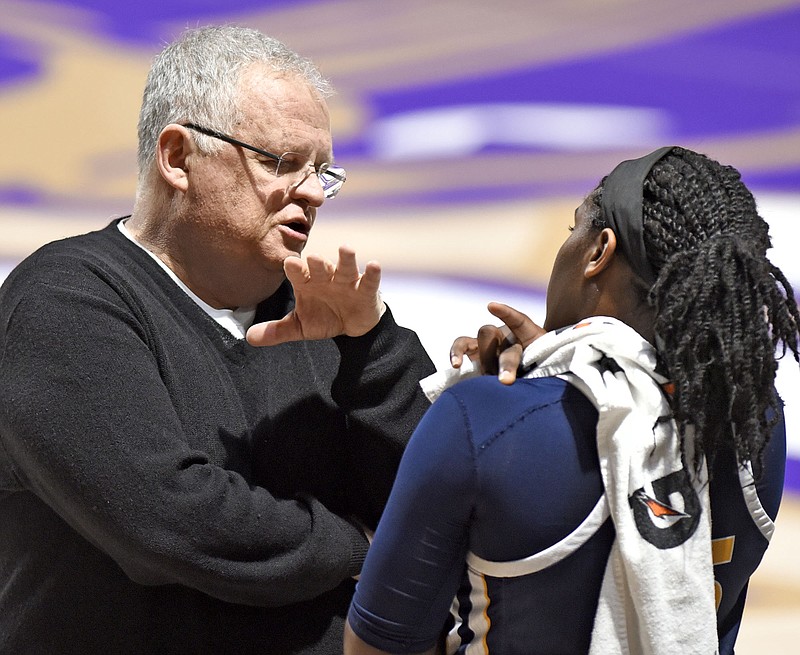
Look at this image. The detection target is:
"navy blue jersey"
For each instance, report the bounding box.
[348,375,785,654]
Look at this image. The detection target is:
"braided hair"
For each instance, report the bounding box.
[591,147,800,473]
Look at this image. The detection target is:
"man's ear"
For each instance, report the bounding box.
[155,125,192,192]
[585,227,618,278]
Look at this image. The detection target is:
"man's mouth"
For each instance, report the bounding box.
[282,220,310,238]
[288,221,308,235]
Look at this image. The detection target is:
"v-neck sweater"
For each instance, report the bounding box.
[0,219,435,654]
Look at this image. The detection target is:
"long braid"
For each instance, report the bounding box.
[639,148,799,472]
[589,148,800,473]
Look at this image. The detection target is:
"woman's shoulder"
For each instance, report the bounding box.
[446,373,579,405]
[438,375,594,434]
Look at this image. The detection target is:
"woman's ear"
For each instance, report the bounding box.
[585,227,618,278]
[155,125,192,192]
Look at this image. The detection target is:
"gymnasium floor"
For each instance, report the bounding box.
[736,493,800,654]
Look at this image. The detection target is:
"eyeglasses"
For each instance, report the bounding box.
[183,123,346,199]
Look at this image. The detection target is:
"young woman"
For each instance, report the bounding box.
[344,147,800,655]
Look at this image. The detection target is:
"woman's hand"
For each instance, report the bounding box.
[449,302,546,385]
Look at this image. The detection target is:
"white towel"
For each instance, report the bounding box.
[420,316,718,654]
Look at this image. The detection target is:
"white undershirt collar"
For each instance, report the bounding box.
[118,220,257,339]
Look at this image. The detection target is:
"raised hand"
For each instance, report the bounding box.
[449,302,546,385]
[246,246,385,347]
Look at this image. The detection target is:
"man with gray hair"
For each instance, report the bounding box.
[0,25,434,654]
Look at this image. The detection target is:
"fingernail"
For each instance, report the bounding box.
[498,370,514,384]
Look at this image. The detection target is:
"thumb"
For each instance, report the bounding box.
[487,302,545,348]
[246,314,301,347]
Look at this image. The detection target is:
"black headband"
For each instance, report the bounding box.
[601,146,674,286]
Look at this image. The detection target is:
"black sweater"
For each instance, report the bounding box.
[0,220,435,654]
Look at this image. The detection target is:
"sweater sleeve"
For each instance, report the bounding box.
[332,306,436,528]
[0,252,370,607]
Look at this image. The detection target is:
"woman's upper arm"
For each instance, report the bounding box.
[348,390,475,653]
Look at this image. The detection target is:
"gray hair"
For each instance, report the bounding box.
[136,25,333,176]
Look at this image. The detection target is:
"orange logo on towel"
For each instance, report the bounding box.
[628,469,701,549]
[632,490,690,526]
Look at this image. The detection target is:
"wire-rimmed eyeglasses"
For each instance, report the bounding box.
[183,123,346,199]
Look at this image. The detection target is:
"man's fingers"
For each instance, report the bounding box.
[283,256,309,286]
[305,254,334,281]
[245,315,300,347]
[358,260,382,296]
[335,245,360,282]
[245,320,278,347]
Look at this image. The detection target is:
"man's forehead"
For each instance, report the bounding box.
[237,71,328,120]
[237,65,322,105]
[234,69,332,153]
